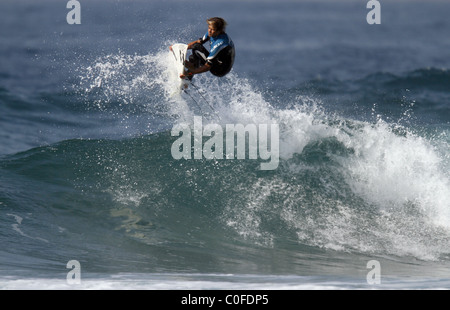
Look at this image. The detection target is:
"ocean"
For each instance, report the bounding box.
[0,0,449,291]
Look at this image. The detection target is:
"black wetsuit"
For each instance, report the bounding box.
[189,32,235,77]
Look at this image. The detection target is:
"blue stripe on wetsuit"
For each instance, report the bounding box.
[201,32,234,63]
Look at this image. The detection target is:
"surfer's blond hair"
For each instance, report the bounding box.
[207,17,227,32]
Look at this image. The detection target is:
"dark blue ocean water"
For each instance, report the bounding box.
[0,0,449,289]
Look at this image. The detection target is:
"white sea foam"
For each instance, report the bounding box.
[1,273,449,290]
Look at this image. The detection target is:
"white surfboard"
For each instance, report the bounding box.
[170,43,190,93]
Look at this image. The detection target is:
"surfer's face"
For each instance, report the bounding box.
[208,25,219,37]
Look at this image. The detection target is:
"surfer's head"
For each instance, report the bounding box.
[207,17,227,37]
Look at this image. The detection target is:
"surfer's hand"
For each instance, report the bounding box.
[169,45,173,51]
[180,72,193,79]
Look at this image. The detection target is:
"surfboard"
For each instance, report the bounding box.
[170,43,190,93]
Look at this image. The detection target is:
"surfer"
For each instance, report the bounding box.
[172,17,235,79]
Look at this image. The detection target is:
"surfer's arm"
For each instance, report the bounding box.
[180,63,211,78]
[191,63,211,74]
[187,33,209,49]
[187,39,202,50]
